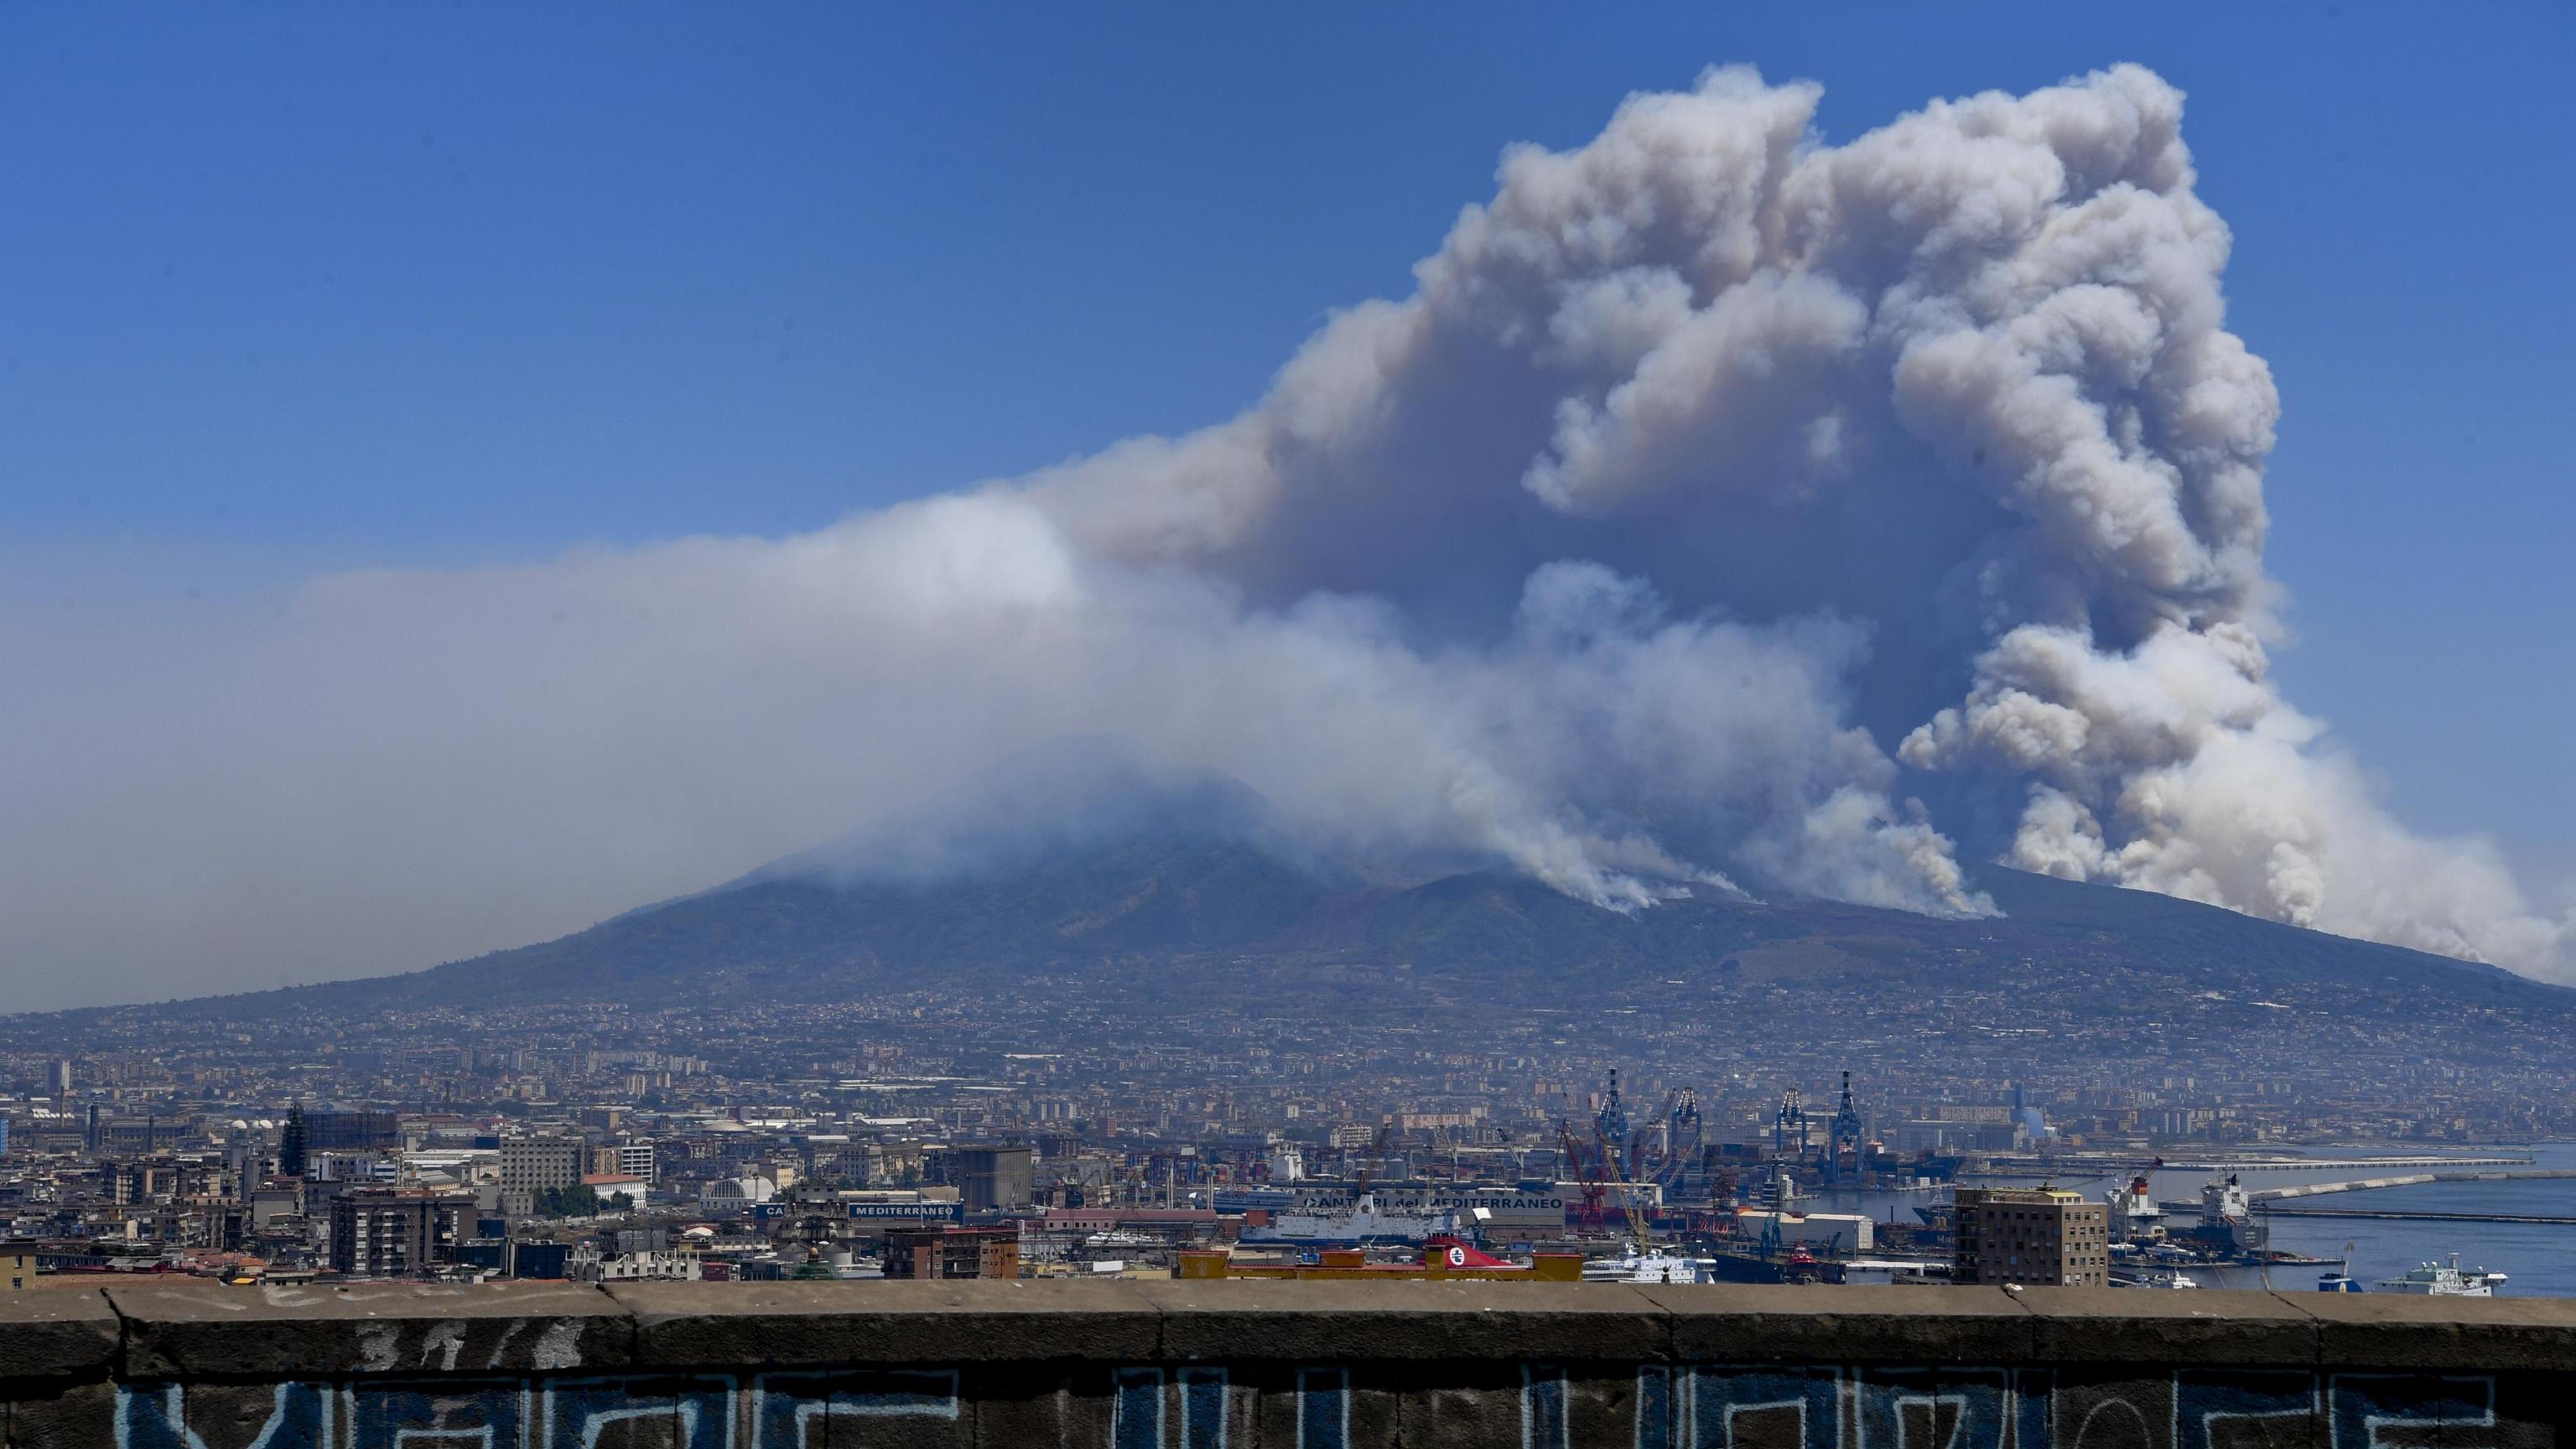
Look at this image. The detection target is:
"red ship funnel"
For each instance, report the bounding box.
[1424,1234,1514,1269]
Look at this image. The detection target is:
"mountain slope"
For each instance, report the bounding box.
[94,740,2576,1023]
[258,846,2570,1020]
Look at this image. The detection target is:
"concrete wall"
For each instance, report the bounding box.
[6,1280,2576,1449]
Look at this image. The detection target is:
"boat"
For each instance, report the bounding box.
[2374,1254,2505,1296]
[2119,1270,2200,1290]
[1180,1234,1581,1281]
[2103,1174,2163,1242]
[1581,1241,1718,1285]
[1210,1186,1296,1214]
[1239,1192,1458,1244]
[1700,1250,1796,1285]
[2196,1173,2267,1252]
[1835,1258,1950,1285]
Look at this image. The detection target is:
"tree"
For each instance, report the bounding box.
[532,1184,605,1218]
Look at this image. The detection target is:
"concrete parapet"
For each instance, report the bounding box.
[1134,1276,1668,1362]
[605,1278,1161,1365]
[100,1280,635,1379]
[1640,1282,2044,1363]
[0,1291,119,1385]
[2015,1285,2319,1365]
[6,1280,2576,1448]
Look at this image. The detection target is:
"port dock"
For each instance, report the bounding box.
[2265,1207,2576,1226]
[2149,1167,2576,1213]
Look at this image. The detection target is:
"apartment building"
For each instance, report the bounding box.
[500,1135,583,1194]
[1952,1187,2111,1287]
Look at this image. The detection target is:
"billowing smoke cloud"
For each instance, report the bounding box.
[7,63,2568,1007]
[1010,62,2565,974]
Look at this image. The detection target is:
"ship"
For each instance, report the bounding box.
[2196,1173,2267,1252]
[2103,1173,2163,1242]
[1181,1234,1581,1281]
[2374,1253,2506,1296]
[1210,1186,1296,1214]
[1580,1242,1719,1285]
[1239,1192,1458,1244]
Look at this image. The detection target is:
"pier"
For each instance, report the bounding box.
[1970,1154,2535,1177]
[2156,1156,2537,1171]
[2265,1207,2576,1226]
[2149,1167,2576,1213]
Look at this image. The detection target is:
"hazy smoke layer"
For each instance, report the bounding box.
[7,64,2568,1006]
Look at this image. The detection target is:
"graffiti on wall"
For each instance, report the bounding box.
[100,1366,2507,1449]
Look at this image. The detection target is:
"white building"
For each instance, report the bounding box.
[583,1173,650,1213]
[699,1176,778,1211]
[1733,1208,1875,1253]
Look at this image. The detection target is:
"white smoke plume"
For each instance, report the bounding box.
[1014,61,2564,974]
[6,62,2568,1006]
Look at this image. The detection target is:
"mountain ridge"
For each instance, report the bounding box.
[18,740,2569,1026]
[106,839,2573,1023]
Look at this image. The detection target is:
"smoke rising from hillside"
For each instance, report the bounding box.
[1011,62,2563,974]
[7,63,2568,1004]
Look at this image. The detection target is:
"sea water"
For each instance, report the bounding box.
[1805,1141,2576,1296]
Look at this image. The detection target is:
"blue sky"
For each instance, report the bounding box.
[4,4,2570,875]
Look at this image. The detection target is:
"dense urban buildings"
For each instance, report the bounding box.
[0,940,2560,1290]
